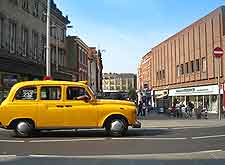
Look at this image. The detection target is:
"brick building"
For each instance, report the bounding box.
[139,6,225,113]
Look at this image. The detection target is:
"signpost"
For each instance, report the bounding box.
[213,47,223,120]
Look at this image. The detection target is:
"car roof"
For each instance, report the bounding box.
[13,80,87,88]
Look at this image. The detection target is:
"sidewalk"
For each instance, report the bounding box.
[138,111,225,128]
[140,119,225,128]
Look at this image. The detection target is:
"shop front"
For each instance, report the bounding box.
[169,85,223,113]
[154,90,171,111]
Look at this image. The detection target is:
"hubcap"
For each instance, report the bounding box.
[16,122,31,135]
[110,120,124,133]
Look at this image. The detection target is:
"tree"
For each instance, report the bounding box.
[128,88,137,101]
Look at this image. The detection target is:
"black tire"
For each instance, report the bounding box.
[14,120,34,137]
[105,117,128,137]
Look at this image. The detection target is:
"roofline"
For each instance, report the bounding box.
[151,5,225,49]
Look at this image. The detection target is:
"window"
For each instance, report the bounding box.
[180,64,184,75]
[0,17,4,48]
[41,35,46,63]
[60,28,65,41]
[33,0,39,17]
[202,57,206,72]
[22,0,29,11]
[15,87,37,100]
[40,86,61,100]
[176,65,180,76]
[41,8,47,23]
[196,59,200,71]
[21,26,29,56]
[159,71,162,80]
[9,20,16,53]
[162,70,165,79]
[67,87,89,100]
[32,31,38,59]
[190,61,194,73]
[185,62,189,74]
[9,0,18,5]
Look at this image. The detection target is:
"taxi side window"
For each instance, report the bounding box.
[40,86,61,100]
[67,87,89,100]
[15,87,37,100]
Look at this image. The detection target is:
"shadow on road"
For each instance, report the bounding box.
[12,128,172,138]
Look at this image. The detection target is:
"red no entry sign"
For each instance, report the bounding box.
[213,47,223,58]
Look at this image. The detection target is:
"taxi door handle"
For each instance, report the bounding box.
[56,105,64,108]
[65,105,72,107]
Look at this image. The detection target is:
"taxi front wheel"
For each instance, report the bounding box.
[14,120,34,137]
[105,117,128,137]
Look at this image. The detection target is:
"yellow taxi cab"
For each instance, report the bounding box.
[0,80,141,137]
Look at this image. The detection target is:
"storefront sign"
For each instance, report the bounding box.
[169,85,223,96]
[155,90,168,96]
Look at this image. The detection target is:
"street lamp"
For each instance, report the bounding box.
[46,0,51,77]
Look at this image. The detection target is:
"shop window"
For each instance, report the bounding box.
[196,59,200,71]
[190,61,194,73]
[40,86,61,100]
[15,87,37,100]
[202,57,206,72]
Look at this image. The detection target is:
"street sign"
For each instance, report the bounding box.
[213,47,223,58]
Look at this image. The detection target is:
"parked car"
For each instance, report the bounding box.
[0,80,141,137]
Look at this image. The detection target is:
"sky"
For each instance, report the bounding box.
[54,0,224,74]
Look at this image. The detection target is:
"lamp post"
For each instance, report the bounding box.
[46,0,51,77]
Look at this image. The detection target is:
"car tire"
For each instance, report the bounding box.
[14,120,34,137]
[105,117,128,137]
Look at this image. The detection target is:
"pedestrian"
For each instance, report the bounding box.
[137,100,143,116]
[142,102,146,116]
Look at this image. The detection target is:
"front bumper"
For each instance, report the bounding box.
[132,120,141,128]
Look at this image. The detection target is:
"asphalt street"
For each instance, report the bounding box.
[0,126,225,164]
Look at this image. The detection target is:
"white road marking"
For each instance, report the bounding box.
[29,138,106,143]
[199,149,222,153]
[0,155,17,157]
[0,140,24,143]
[112,137,187,140]
[29,149,225,159]
[191,134,225,140]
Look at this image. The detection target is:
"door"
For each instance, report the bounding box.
[64,86,98,128]
[4,86,38,125]
[37,86,65,128]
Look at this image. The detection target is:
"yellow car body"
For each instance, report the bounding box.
[0,80,140,136]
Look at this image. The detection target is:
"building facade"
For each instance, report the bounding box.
[66,36,88,81]
[103,73,137,93]
[139,6,225,113]
[88,47,98,93]
[0,0,71,100]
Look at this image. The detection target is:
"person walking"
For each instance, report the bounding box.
[137,100,143,116]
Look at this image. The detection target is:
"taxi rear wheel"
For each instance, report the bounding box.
[14,120,34,137]
[105,117,128,137]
